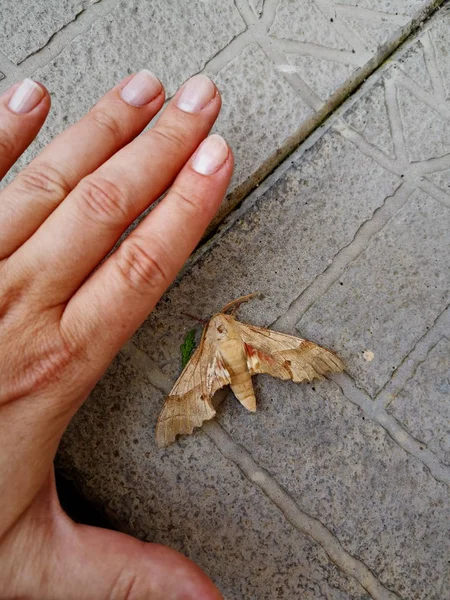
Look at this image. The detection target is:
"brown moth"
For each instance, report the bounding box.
[156,295,344,447]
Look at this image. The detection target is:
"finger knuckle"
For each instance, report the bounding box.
[5,329,81,402]
[76,175,128,226]
[171,187,205,216]
[90,108,125,143]
[0,130,16,158]
[16,161,72,201]
[151,123,190,154]
[111,570,140,600]
[115,237,169,292]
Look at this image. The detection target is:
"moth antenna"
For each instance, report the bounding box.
[181,311,208,324]
[222,292,260,314]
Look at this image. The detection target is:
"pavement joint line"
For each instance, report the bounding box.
[0,49,21,80]
[418,178,450,208]
[0,0,122,92]
[271,37,368,68]
[384,78,409,167]
[376,305,450,408]
[203,420,402,600]
[335,372,450,487]
[273,181,415,332]
[120,339,402,600]
[421,30,447,98]
[313,0,368,55]
[335,5,411,26]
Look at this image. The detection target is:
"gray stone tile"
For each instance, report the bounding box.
[387,337,450,465]
[428,168,450,192]
[0,0,100,64]
[207,43,313,214]
[34,0,245,116]
[343,80,395,159]
[270,0,350,50]
[398,83,450,162]
[58,356,367,600]
[397,40,433,93]
[133,129,399,374]
[217,377,450,600]
[267,0,441,104]
[297,189,450,398]
[429,7,450,100]
[249,0,265,18]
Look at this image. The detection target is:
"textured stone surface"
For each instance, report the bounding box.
[0,0,100,64]
[133,129,399,373]
[249,0,265,18]
[285,53,356,101]
[298,190,450,397]
[218,378,450,600]
[398,84,450,162]
[270,0,350,50]
[397,40,433,92]
[388,337,450,465]
[343,80,395,158]
[207,43,312,201]
[58,356,367,600]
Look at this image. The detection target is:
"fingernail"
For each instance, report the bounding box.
[192,134,229,175]
[120,70,162,107]
[177,74,216,113]
[8,79,44,114]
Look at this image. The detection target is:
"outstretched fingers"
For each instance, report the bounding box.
[11,75,221,304]
[63,134,233,373]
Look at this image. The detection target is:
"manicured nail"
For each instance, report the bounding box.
[120,70,162,107]
[8,79,44,114]
[177,74,216,113]
[192,134,229,175]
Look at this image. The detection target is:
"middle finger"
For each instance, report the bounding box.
[14,75,220,304]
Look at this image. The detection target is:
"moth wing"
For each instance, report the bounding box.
[155,331,231,447]
[235,321,344,383]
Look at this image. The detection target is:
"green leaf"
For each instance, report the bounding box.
[180,328,197,368]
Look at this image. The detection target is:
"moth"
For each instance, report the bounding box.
[156,294,344,447]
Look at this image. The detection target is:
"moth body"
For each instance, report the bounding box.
[210,314,256,412]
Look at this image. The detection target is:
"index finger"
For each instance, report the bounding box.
[62,134,233,371]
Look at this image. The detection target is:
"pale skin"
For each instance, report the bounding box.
[0,70,232,599]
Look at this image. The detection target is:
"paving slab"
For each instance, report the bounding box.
[0,0,444,225]
[59,355,368,600]
[0,0,101,64]
[58,7,450,599]
[297,189,450,398]
[387,337,450,466]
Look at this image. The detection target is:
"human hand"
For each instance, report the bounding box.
[0,71,232,599]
